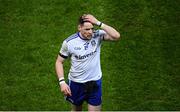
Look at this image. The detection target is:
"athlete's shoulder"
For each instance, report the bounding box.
[65,33,78,43]
[93,30,106,37]
[93,30,100,36]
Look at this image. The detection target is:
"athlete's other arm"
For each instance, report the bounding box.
[83,14,120,41]
[55,55,71,96]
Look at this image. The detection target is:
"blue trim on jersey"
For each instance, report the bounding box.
[78,32,89,40]
[66,34,78,42]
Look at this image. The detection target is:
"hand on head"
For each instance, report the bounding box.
[82,14,99,25]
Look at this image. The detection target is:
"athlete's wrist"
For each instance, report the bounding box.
[96,21,102,27]
[59,77,65,85]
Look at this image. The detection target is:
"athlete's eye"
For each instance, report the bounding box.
[85,28,94,31]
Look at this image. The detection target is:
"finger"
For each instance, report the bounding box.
[63,90,71,96]
[61,88,68,96]
[64,92,69,96]
[83,18,90,22]
[66,87,72,96]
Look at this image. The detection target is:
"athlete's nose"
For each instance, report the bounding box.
[88,29,93,34]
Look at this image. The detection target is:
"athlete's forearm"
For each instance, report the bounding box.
[55,58,66,85]
[56,61,64,78]
[55,56,65,80]
[83,14,120,40]
[100,23,120,40]
[84,14,120,40]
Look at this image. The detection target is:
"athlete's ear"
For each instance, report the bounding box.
[78,25,81,31]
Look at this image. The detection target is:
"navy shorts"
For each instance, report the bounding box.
[66,79,102,106]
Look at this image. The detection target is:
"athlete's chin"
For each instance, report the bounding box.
[86,36,92,39]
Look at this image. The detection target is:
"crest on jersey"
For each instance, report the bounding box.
[84,42,89,50]
[91,40,96,46]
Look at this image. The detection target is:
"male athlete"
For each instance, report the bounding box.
[55,14,120,111]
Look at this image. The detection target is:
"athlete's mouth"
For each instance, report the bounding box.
[87,35,92,39]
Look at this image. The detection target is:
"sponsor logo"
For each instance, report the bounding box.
[75,50,97,59]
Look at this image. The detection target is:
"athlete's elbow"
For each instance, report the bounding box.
[113,32,120,41]
[116,32,120,39]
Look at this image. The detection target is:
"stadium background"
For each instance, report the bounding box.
[0,0,179,110]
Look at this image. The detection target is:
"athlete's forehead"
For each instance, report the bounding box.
[81,22,94,28]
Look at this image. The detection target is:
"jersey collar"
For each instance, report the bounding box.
[77,32,90,41]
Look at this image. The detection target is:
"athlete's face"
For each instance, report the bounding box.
[78,22,94,40]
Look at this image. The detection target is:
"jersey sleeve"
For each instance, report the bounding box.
[98,30,106,41]
[59,40,69,59]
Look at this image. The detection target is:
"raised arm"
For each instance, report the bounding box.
[83,14,120,41]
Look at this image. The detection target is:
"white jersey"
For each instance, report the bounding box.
[59,30,106,83]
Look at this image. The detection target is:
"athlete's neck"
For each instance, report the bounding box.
[78,32,89,40]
